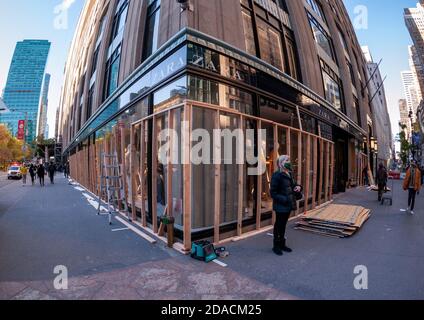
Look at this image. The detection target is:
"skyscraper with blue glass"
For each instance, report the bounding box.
[0,40,51,143]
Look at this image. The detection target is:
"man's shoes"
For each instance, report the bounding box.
[273,247,283,256]
[411,210,415,215]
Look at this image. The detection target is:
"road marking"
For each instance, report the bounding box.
[112,227,130,232]
[212,259,227,267]
[400,209,407,212]
[115,216,157,244]
[74,187,85,191]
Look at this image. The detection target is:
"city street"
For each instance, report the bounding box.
[0,175,423,300]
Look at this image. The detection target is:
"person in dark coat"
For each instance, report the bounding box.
[48,162,56,184]
[37,164,45,187]
[29,164,36,186]
[376,163,388,201]
[270,155,303,256]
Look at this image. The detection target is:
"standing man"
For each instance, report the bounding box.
[270,155,303,256]
[402,161,422,215]
[37,163,45,187]
[29,164,36,186]
[376,163,388,202]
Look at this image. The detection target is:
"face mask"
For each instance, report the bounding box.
[284,162,293,171]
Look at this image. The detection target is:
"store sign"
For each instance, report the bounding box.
[17,120,25,140]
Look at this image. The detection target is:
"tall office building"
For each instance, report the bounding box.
[37,73,51,138]
[399,99,412,137]
[361,46,392,164]
[401,70,421,122]
[405,2,424,92]
[0,40,51,143]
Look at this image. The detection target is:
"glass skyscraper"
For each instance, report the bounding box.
[0,40,51,143]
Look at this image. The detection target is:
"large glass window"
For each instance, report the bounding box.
[188,75,254,115]
[306,0,325,21]
[308,13,335,61]
[322,70,343,111]
[104,47,121,100]
[142,0,161,61]
[153,77,188,113]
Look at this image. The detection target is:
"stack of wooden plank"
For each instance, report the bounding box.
[295,204,371,238]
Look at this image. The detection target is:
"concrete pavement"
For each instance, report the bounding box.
[0,175,423,300]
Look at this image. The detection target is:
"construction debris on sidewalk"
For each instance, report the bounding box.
[295,204,371,238]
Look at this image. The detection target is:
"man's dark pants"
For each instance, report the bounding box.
[408,188,417,211]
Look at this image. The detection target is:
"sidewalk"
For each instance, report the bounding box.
[0,176,423,300]
[0,175,293,300]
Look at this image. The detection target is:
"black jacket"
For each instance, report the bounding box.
[270,171,298,214]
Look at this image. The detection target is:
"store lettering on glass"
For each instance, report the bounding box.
[188,44,249,83]
[150,56,185,85]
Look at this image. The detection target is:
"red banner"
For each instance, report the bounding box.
[17,120,25,140]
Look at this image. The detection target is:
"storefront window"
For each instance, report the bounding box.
[243,118,257,220]
[260,96,300,129]
[262,122,275,213]
[188,75,254,115]
[153,76,187,112]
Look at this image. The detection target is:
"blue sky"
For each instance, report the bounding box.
[0,0,419,137]
[0,0,84,138]
[344,0,418,133]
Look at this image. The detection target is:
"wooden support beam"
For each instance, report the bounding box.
[130,125,137,221]
[304,134,311,214]
[151,117,158,233]
[167,110,173,218]
[140,121,147,227]
[312,137,318,210]
[120,127,128,211]
[272,124,279,225]
[256,120,262,231]
[237,115,244,237]
[183,104,192,252]
[318,140,324,206]
[324,142,330,203]
[329,143,335,199]
[214,110,221,244]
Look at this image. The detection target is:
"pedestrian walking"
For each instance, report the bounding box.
[270,155,303,256]
[363,166,370,186]
[48,162,56,184]
[376,163,388,202]
[29,164,36,186]
[64,161,70,179]
[37,164,45,187]
[402,161,422,215]
[20,165,28,186]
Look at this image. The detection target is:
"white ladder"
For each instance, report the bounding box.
[98,151,131,225]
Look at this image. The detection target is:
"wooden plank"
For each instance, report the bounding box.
[130,125,137,221]
[324,141,330,203]
[272,124,279,225]
[304,134,311,214]
[256,120,262,230]
[214,110,221,244]
[120,127,128,211]
[329,143,335,199]
[167,110,173,218]
[140,121,147,227]
[237,115,244,237]
[151,117,158,233]
[287,128,291,158]
[183,104,192,251]
[318,140,324,206]
[311,137,318,210]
